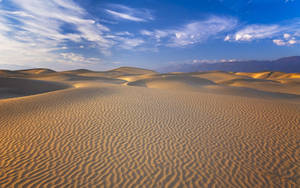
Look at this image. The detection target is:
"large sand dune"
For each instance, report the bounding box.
[0,68,299,187]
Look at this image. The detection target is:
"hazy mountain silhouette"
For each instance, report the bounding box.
[159,56,300,73]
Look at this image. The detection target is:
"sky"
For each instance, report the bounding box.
[0,0,299,70]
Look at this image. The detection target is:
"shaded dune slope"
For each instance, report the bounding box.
[0,77,69,99]
[111,66,157,75]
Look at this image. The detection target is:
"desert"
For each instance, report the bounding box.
[1,0,300,187]
[0,67,299,187]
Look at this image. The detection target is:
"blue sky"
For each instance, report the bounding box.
[0,0,299,70]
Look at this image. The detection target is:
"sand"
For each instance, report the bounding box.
[0,68,299,187]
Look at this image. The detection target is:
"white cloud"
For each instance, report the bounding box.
[283,33,291,39]
[273,38,298,46]
[273,39,286,46]
[288,39,297,44]
[141,16,237,47]
[224,35,231,41]
[276,33,299,46]
[106,4,153,22]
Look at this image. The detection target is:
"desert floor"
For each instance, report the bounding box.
[0,67,299,187]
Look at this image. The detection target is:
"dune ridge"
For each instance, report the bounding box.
[0,67,299,187]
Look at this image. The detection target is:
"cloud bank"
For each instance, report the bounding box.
[224,21,300,46]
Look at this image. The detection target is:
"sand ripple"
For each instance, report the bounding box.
[0,82,299,187]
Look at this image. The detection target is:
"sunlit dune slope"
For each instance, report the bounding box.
[232,72,300,95]
[235,71,300,80]
[18,68,56,75]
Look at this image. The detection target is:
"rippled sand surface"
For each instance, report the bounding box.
[0,68,299,187]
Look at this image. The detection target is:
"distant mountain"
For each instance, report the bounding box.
[158,56,300,73]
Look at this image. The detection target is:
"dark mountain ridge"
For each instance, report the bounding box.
[158,56,300,73]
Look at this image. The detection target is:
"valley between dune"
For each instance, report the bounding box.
[0,67,299,187]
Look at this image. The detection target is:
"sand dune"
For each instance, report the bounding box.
[116,71,300,100]
[231,72,300,95]
[125,71,300,97]
[0,68,299,187]
[190,71,246,83]
[127,74,216,90]
[18,68,56,75]
[235,71,300,81]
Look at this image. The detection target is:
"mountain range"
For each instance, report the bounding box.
[158,56,300,73]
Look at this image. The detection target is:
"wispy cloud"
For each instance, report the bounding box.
[105,4,154,22]
[0,0,113,68]
[192,59,237,64]
[106,10,145,22]
[225,25,281,41]
[118,38,145,50]
[141,16,237,47]
[0,0,153,69]
[60,53,101,65]
[106,33,145,50]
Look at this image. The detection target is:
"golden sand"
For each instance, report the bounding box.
[0,68,299,187]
